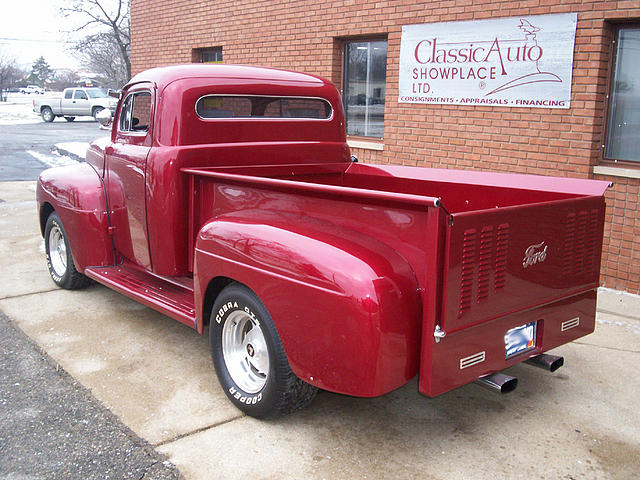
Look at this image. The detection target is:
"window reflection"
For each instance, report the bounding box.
[344,40,387,138]
[605,27,640,162]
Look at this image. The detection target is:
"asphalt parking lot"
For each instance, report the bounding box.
[0,311,181,480]
[0,104,102,182]
[0,103,639,479]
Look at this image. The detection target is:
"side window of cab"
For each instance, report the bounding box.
[119,91,152,133]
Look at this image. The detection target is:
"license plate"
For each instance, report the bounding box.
[505,321,537,358]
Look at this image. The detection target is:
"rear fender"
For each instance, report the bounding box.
[194,210,421,397]
[37,163,113,271]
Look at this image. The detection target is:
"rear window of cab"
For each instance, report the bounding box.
[196,95,332,120]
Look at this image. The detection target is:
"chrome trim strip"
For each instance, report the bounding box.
[460,351,486,369]
[561,317,580,331]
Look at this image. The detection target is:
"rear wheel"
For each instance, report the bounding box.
[209,283,317,418]
[44,212,92,290]
[41,107,54,122]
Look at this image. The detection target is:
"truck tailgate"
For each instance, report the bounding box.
[420,194,606,396]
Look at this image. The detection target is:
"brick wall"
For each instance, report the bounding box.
[130,0,640,294]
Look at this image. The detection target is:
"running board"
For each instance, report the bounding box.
[84,265,196,328]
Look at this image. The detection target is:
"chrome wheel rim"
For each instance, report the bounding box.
[43,109,53,121]
[222,310,269,393]
[48,225,67,277]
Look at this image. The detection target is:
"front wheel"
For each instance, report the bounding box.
[44,212,92,290]
[41,107,54,122]
[92,107,104,121]
[209,283,317,418]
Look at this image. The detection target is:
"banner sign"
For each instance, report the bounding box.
[399,13,577,108]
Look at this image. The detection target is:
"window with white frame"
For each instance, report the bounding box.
[343,40,387,138]
[604,25,640,164]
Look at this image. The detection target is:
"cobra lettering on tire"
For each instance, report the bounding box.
[209,283,317,418]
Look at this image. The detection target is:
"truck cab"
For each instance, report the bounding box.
[84,65,347,276]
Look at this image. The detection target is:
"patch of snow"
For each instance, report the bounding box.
[597,286,640,320]
[55,142,90,159]
[596,315,640,335]
[0,101,40,125]
[2,93,38,104]
[27,150,79,168]
[598,286,640,303]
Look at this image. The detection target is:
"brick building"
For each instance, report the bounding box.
[130,0,640,294]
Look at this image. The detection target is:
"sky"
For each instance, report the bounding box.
[0,0,84,71]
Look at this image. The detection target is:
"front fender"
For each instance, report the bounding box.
[194,210,421,397]
[37,163,113,271]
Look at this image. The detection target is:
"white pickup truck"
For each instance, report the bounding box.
[33,87,118,122]
[21,85,45,94]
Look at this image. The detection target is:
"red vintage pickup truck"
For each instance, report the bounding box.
[37,64,609,418]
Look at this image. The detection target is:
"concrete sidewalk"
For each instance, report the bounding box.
[1,180,639,479]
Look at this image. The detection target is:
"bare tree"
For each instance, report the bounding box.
[61,0,130,87]
[75,32,129,88]
[49,70,82,91]
[0,51,22,102]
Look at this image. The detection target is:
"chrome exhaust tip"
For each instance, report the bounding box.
[475,372,518,394]
[525,354,564,373]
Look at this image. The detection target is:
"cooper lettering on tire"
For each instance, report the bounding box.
[209,283,317,418]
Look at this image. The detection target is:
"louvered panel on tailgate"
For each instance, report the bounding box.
[563,208,600,278]
[562,212,576,276]
[459,228,476,316]
[477,226,494,303]
[458,223,510,317]
[586,209,599,276]
[494,223,509,292]
[575,210,588,275]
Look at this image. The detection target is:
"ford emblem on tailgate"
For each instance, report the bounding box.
[523,241,548,268]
